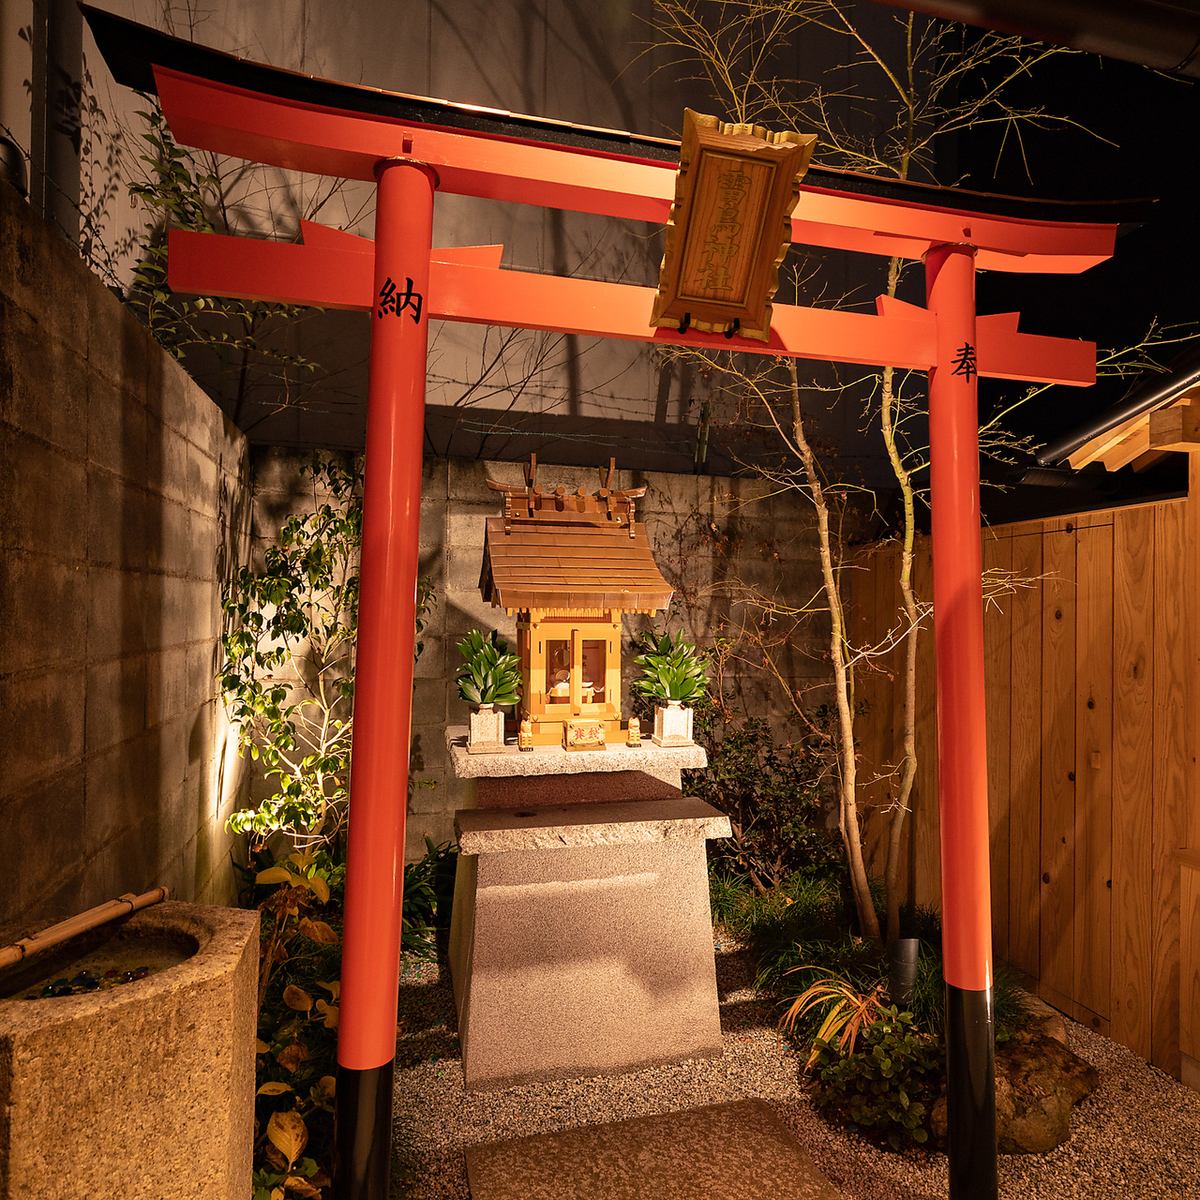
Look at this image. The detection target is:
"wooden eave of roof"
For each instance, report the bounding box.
[1068,384,1200,472]
[83,4,1155,230]
[479,517,673,615]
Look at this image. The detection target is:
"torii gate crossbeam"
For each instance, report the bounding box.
[82,7,1144,1199]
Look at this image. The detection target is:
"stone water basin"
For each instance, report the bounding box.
[0,920,197,1000]
[0,901,258,1200]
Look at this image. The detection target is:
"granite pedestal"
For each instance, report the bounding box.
[446,726,707,806]
[447,796,731,1091]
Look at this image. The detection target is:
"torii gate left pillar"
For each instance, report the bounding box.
[335,157,436,1199]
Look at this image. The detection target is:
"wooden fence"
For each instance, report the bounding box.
[852,499,1194,1077]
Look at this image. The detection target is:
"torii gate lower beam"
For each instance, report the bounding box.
[167,223,1098,385]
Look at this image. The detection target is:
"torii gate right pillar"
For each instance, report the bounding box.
[926,242,998,1199]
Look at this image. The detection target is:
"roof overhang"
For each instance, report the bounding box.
[1053,387,1200,472]
[82,4,1147,276]
[480,517,674,615]
[1039,344,1200,470]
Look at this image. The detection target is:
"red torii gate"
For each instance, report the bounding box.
[84,8,1135,1199]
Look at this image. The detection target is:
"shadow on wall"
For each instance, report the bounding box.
[0,181,253,940]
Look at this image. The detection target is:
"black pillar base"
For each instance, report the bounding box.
[334,1060,395,1200]
[945,983,997,1200]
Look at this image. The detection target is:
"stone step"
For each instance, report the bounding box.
[465,1098,843,1200]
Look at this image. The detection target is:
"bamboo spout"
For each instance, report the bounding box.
[0,887,170,971]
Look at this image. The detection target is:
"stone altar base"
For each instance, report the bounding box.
[465,1099,844,1200]
[448,797,731,1091]
[446,726,708,805]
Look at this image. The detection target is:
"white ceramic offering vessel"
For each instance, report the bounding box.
[652,698,694,747]
[468,702,506,752]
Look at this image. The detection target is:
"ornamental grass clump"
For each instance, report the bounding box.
[779,972,888,1069]
[632,630,709,703]
[455,629,521,707]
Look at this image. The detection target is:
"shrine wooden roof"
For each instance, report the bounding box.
[479,516,673,615]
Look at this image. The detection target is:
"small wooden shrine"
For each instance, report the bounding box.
[479,456,673,749]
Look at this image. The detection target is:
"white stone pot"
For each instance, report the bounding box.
[468,702,506,752]
[653,698,694,747]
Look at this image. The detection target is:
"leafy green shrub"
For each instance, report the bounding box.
[768,921,1032,1046]
[401,837,459,959]
[221,456,435,849]
[813,1008,942,1150]
[688,704,841,890]
[247,837,456,1196]
[455,629,521,706]
[632,629,709,703]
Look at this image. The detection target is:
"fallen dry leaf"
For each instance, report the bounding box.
[298,918,338,945]
[276,1042,310,1073]
[266,1109,308,1167]
[282,984,313,1013]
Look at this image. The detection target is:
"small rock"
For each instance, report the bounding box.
[930,1031,1099,1154]
[1017,989,1069,1046]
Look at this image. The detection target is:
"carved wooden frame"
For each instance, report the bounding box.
[651,108,816,341]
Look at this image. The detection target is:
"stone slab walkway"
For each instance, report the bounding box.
[465,1098,841,1199]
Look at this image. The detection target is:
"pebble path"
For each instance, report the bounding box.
[390,942,1200,1198]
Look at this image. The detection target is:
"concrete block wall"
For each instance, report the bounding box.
[0,182,252,941]
[251,452,827,860]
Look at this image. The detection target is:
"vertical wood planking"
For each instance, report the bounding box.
[1074,523,1113,1022]
[1152,501,1187,1074]
[1180,861,1200,1065]
[1189,460,1200,855]
[1112,506,1155,1057]
[853,497,1190,1070]
[1008,531,1043,978]
[1183,460,1200,1079]
[1039,521,1077,1005]
[983,530,1013,963]
[912,540,941,909]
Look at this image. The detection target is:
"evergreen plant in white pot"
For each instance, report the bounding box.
[456,629,521,753]
[632,630,708,747]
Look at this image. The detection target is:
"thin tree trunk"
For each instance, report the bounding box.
[879,253,921,944]
[787,359,881,941]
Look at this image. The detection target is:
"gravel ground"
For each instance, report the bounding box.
[390,942,1200,1198]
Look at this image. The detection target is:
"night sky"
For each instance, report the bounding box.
[961,49,1200,514]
